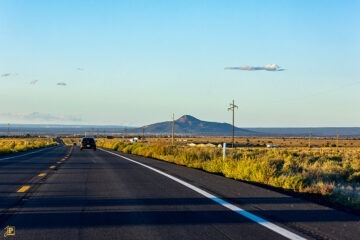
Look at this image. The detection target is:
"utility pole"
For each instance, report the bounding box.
[171,113,175,146]
[228,100,238,148]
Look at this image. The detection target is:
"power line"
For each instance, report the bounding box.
[228,100,238,148]
[172,113,175,146]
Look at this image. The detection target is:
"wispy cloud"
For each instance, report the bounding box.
[57,82,67,86]
[0,112,82,122]
[225,64,285,71]
[1,73,11,77]
[1,73,17,77]
[30,80,39,85]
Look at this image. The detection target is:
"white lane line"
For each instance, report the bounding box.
[0,146,57,161]
[100,148,306,240]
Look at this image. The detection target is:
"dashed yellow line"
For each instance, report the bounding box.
[17,185,31,193]
[38,173,46,177]
[49,165,56,169]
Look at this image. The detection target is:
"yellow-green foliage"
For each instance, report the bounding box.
[96,139,359,209]
[62,138,74,146]
[61,138,81,146]
[0,138,58,155]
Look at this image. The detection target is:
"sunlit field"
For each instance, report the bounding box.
[61,138,79,146]
[93,137,360,210]
[0,138,58,155]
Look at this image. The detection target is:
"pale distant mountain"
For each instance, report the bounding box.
[0,124,131,137]
[247,127,360,137]
[139,115,257,136]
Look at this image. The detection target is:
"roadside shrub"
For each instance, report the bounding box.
[349,172,360,182]
[273,175,308,191]
[0,138,57,155]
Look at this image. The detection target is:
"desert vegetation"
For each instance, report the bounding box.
[0,137,58,156]
[62,138,80,146]
[95,137,360,210]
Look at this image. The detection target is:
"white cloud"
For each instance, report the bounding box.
[0,112,82,123]
[225,64,285,71]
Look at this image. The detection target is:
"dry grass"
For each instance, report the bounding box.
[62,138,81,146]
[145,136,360,148]
[0,137,58,155]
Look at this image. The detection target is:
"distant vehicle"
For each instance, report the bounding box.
[80,137,96,151]
[266,144,279,148]
[130,137,138,143]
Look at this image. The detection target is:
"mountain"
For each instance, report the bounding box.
[138,115,257,136]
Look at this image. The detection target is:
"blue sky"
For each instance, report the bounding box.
[0,0,359,127]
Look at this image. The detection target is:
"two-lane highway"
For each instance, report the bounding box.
[0,146,359,239]
[0,145,70,218]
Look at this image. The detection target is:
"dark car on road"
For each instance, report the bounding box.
[80,137,96,151]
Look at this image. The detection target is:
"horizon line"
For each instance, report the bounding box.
[1,123,359,129]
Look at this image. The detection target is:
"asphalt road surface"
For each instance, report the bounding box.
[0,145,359,240]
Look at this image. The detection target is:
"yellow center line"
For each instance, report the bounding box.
[38,173,46,177]
[49,165,56,169]
[17,185,31,193]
